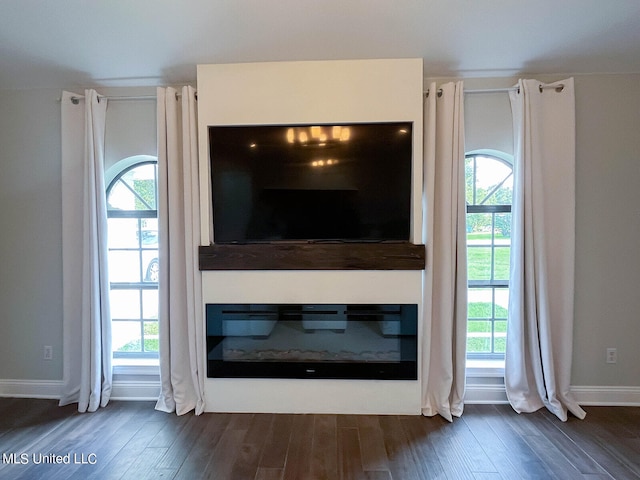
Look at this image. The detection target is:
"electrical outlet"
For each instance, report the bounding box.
[43,345,53,361]
[606,348,617,364]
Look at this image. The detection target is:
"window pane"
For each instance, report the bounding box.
[113,321,142,352]
[110,289,141,319]
[468,288,493,318]
[467,337,491,354]
[467,319,492,353]
[131,164,157,210]
[108,218,139,249]
[465,156,475,204]
[494,247,510,281]
[141,251,159,283]
[468,247,492,280]
[140,218,158,245]
[494,212,511,281]
[107,163,157,211]
[495,289,509,318]
[108,251,142,283]
[494,212,511,238]
[143,321,159,352]
[471,156,513,206]
[107,180,137,211]
[495,318,507,353]
[142,290,158,319]
[467,212,492,237]
[468,320,491,333]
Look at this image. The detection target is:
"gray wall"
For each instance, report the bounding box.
[0,89,63,380]
[460,74,640,387]
[0,87,156,381]
[1,74,639,388]
[572,74,640,386]
[103,93,157,172]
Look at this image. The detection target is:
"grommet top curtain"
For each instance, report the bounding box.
[422,81,468,421]
[59,90,112,413]
[155,86,206,416]
[506,78,586,421]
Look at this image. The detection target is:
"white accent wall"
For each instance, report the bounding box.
[196,59,424,414]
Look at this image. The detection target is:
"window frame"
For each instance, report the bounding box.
[465,150,513,361]
[106,157,159,362]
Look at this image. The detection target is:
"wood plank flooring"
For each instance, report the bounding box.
[0,398,638,479]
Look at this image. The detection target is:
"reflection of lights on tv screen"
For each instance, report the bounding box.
[209,122,412,243]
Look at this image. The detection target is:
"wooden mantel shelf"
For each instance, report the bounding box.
[199,242,426,271]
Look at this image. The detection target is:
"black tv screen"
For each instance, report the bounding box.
[208,122,412,243]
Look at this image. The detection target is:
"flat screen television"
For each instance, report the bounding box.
[208,122,412,243]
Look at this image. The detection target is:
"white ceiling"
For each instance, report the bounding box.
[2,0,640,90]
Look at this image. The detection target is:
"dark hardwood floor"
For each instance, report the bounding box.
[0,398,638,479]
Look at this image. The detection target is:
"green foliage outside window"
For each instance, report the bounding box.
[133,179,156,210]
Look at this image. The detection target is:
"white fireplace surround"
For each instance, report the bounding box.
[197,59,425,414]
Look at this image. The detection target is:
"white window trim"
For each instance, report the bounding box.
[113,358,160,376]
[466,359,505,378]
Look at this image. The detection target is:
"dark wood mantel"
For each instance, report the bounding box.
[199,242,425,271]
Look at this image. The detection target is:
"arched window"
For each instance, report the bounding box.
[465,150,513,359]
[106,157,159,359]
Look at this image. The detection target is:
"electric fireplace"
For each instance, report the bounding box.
[206,303,418,380]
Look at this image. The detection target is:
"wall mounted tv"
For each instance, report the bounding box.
[208,122,412,244]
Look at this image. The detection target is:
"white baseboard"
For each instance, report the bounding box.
[0,379,160,402]
[570,385,640,406]
[465,383,640,406]
[0,379,63,399]
[2,379,639,407]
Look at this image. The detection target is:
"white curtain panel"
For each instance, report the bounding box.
[422,81,468,421]
[155,86,206,415]
[507,78,586,421]
[59,90,113,413]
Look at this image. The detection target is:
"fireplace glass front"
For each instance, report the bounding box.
[205,303,418,380]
